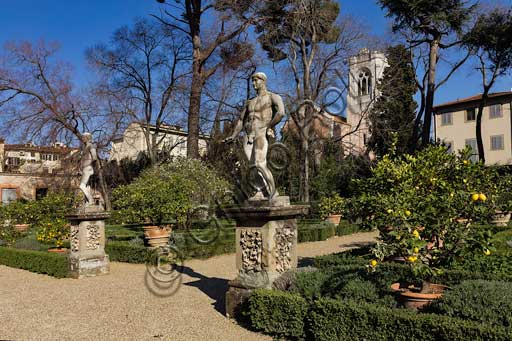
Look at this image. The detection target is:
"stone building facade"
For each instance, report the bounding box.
[109,122,209,162]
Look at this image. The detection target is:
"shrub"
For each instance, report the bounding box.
[307,298,511,341]
[355,145,497,282]
[335,220,362,236]
[426,280,512,327]
[111,158,231,226]
[105,241,153,263]
[35,218,70,248]
[318,193,345,219]
[244,289,308,339]
[292,269,328,300]
[0,247,69,278]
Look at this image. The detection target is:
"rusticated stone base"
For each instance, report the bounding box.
[69,255,110,279]
[222,200,308,317]
[66,210,110,279]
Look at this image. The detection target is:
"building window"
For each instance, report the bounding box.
[465,138,478,162]
[466,108,476,121]
[36,188,48,200]
[6,157,20,166]
[490,104,502,119]
[357,68,372,96]
[2,188,17,205]
[441,112,453,126]
[30,151,35,157]
[490,135,504,151]
[41,153,54,161]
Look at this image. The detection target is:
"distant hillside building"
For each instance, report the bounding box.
[0,139,78,204]
[109,122,209,162]
[433,91,512,165]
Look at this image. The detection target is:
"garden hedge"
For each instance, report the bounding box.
[244,290,512,340]
[244,289,308,339]
[0,247,69,278]
[307,298,512,341]
[103,221,365,263]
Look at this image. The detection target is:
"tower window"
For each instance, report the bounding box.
[358,68,372,96]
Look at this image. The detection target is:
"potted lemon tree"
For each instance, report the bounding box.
[356,145,496,309]
[319,193,345,225]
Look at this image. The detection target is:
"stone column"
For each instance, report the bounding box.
[223,201,308,317]
[67,211,110,279]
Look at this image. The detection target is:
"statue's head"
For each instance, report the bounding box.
[82,132,92,143]
[251,72,267,91]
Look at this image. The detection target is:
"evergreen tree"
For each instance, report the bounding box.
[367,45,418,157]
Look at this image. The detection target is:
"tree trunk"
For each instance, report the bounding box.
[300,139,310,203]
[187,43,202,159]
[421,38,440,147]
[476,89,490,164]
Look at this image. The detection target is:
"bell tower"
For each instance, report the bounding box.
[346,48,387,155]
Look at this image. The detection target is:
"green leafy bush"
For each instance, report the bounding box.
[105,241,154,263]
[307,298,511,341]
[244,289,308,339]
[0,247,69,278]
[318,193,345,219]
[426,280,512,327]
[111,158,231,226]
[355,145,497,281]
[292,269,328,300]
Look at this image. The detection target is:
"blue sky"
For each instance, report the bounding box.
[0,0,510,106]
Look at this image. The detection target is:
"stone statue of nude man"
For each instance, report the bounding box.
[224,72,285,200]
[79,133,98,205]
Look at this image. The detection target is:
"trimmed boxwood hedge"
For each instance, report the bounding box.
[244,290,512,340]
[103,221,366,263]
[244,289,308,339]
[0,247,69,278]
[308,298,512,341]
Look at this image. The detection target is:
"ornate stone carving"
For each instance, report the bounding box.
[274,224,295,272]
[86,223,100,250]
[240,230,262,272]
[70,225,79,253]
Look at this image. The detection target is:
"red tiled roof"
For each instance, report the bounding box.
[433,91,512,112]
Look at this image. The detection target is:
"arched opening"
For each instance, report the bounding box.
[357,68,372,96]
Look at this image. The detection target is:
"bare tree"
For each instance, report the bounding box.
[86,18,189,165]
[254,0,366,202]
[0,40,120,209]
[153,0,258,158]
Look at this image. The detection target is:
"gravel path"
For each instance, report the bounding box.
[0,231,377,340]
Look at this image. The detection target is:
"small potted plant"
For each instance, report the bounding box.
[358,145,496,309]
[36,218,70,253]
[319,193,345,225]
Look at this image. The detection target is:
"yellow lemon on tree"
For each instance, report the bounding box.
[463,179,467,183]
[463,160,468,165]
[370,259,378,267]
[405,210,411,217]
[412,230,420,238]
[471,193,479,201]
[479,193,487,202]
[413,247,419,253]
[407,256,417,263]
[387,209,393,214]
[483,249,491,256]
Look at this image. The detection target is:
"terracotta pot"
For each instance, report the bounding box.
[326,214,342,225]
[48,247,68,254]
[14,223,30,232]
[145,228,169,239]
[491,211,511,227]
[144,226,170,248]
[391,282,447,310]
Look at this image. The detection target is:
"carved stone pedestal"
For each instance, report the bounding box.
[223,200,308,318]
[67,210,110,279]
